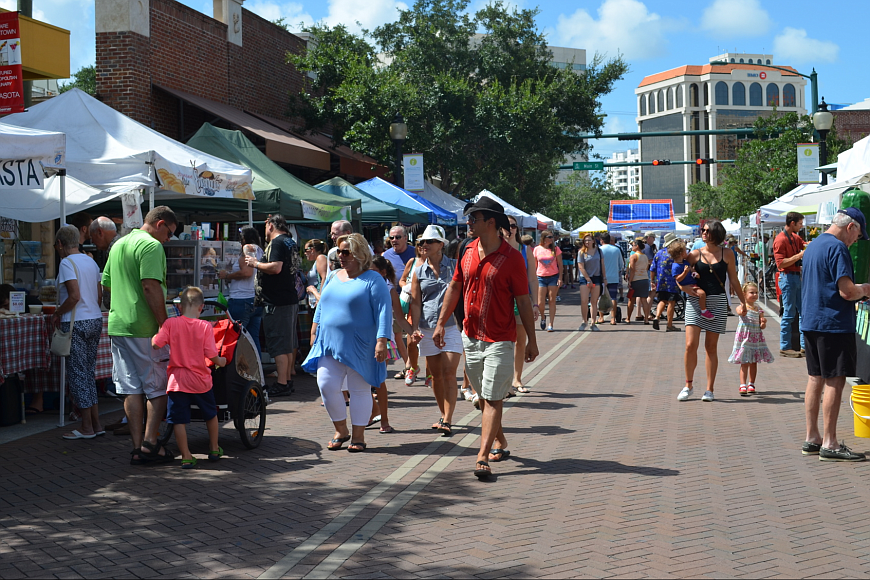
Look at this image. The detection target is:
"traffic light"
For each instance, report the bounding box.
[696,158,714,165]
[651,159,671,166]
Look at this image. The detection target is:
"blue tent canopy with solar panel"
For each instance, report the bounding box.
[608,199,676,231]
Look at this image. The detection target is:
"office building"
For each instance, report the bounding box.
[606,149,640,197]
[634,52,807,213]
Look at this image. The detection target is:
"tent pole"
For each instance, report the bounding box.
[59,169,67,225]
[247,199,253,225]
[148,186,155,211]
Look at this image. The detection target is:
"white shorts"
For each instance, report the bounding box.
[419,325,463,357]
[111,336,169,399]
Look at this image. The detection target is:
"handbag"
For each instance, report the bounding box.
[597,252,613,313]
[50,258,79,357]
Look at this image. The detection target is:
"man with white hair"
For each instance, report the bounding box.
[383,225,415,277]
[801,208,870,462]
[328,220,355,271]
[88,217,117,252]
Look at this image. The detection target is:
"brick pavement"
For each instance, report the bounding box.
[3,289,870,578]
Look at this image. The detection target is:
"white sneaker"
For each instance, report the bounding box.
[578,322,587,332]
[702,390,715,402]
[677,387,693,401]
[462,388,475,401]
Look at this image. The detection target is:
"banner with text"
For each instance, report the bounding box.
[403,154,425,192]
[153,154,254,200]
[300,200,351,222]
[0,12,24,114]
[797,143,820,184]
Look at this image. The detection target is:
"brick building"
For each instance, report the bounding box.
[95,0,384,182]
[833,99,870,144]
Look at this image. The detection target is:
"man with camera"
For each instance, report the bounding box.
[774,211,806,357]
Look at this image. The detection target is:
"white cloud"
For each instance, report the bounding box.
[700,0,771,37]
[245,1,314,31]
[773,27,838,64]
[554,0,676,60]
[323,0,408,33]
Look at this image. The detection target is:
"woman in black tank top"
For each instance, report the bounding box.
[677,221,748,404]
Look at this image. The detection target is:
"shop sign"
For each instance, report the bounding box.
[0,216,16,239]
[403,154,425,192]
[797,143,820,184]
[300,200,351,222]
[0,12,24,114]
[153,154,254,200]
[9,291,25,313]
[0,158,43,188]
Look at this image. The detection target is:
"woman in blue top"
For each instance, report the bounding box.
[303,233,392,453]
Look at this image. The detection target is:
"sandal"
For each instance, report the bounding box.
[181,458,197,469]
[130,448,151,466]
[489,448,511,462]
[747,384,756,394]
[25,406,43,416]
[437,421,452,437]
[347,442,367,453]
[208,447,224,461]
[432,418,444,430]
[140,440,176,463]
[379,425,395,434]
[515,385,530,394]
[367,415,382,427]
[474,461,492,479]
[394,368,407,380]
[327,435,351,450]
[739,385,748,396]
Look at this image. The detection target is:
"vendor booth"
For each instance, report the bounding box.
[355,177,456,226]
[418,181,467,225]
[315,177,428,224]
[472,190,537,229]
[571,216,608,237]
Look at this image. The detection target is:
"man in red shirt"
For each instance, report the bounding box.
[433,197,538,479]
[773,211,806,357]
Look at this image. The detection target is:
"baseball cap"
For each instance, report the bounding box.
[839,208,870,240]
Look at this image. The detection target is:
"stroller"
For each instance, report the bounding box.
[159,301,267,449]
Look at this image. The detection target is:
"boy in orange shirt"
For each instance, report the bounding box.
[152,287,226,469]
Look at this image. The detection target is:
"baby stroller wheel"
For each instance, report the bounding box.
[236,381,266,449]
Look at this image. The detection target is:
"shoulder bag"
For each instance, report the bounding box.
[50,258,79,357]
[597,250,612,313]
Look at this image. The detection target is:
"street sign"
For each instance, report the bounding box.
[573,161,603,171]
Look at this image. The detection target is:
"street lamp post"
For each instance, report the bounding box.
[813,97,834,186]
[389,113,408,189]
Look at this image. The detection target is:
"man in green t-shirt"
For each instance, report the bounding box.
[103,206,177,465]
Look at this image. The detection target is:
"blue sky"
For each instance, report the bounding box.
[8,0,866,161]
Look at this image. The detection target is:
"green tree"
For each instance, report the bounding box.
[686,181,725,222]
[287,0,627,209]
[542,172,630,229]
[690,111,851,220]
[59,65,96,95]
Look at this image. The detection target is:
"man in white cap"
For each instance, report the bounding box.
[650,232,682,331]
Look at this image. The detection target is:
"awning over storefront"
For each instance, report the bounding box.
[155,85,331,171]
[248,112,388,181]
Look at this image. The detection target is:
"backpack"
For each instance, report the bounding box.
[281,236,307,304]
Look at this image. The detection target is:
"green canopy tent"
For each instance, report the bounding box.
[315,177,428,224]
[173,123,362,224]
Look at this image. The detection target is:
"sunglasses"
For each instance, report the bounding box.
[509,224,518,229]
[389,235,404,240]
[544,235,553,239]
[337,249,352,257]
[467,216,489,224]
[419,239,440,245]
[702,228,710,233]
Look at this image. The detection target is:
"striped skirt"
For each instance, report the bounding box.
[684,293,728,335]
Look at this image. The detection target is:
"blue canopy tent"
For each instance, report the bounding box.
[355,177,457,225]
[608,199,675,231]
[314,177,429,224]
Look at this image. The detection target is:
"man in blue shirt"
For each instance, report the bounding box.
[382,225,416,277]
[599,233,624,325]
[650,232,681,331]
[801,208,870,462]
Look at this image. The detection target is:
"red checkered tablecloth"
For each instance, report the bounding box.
[0,314,51,384]
[22,313,112,393]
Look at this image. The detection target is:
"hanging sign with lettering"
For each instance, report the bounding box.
[0,12,24,114]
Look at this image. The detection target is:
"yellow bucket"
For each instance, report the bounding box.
[850,385,870,438]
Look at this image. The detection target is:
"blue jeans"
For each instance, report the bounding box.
[778,272,804,351]
[227,297,263,354]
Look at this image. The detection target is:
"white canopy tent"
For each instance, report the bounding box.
[837,134,870,183]
[572,216,608,235]
[0,174,117,223]
[418,181,467,225]
[0,123,70,221]
[2,89,255,223]
[473,190,537,229]
[533,212,562,231]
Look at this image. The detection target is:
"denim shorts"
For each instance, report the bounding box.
[579,275,603,286]
[537,274,560,287]
[167,388,218,424]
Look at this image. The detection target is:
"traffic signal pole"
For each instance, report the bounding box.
[570,128,760,141]
[560,160,735,170]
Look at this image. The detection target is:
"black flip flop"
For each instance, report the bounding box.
[489,449,511,462]
[474,461,492,479]
[347,442,367,453]
[327,435,351,450]
[24,406,43,416]
[437,422,452,437]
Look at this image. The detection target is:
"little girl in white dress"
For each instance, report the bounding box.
[728,282,774,395]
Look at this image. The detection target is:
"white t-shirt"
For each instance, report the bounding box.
[57,253,103,322]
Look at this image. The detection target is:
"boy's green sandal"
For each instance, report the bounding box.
[181,457,197,469]
[208,447,224,462]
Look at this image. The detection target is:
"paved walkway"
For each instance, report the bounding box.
[3,290,870,579]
